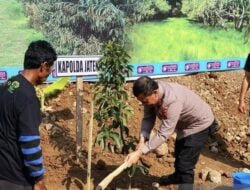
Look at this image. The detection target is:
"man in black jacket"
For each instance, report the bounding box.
[0,40,57,190]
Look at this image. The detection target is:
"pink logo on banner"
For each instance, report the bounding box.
[137,65,154,74]
[207,61,221,69]
[0,71,7,80]
[227,60,240,68]
[185,63,200,71]
[162,64,178,72]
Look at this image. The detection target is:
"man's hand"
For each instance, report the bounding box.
[125,150,143,167]
[238,101,247,113]
[33,179,47,190]
[136,135,145,150]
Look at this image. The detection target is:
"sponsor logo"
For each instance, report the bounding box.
[0,71,7,80]
[162,64,178,72]
[207,61,221,69]
[185,63,200,71]
[137,65,154,74]
[227,60,240,68]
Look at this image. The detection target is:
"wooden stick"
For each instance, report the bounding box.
[76,76,83,163]
[95,162,129,190]
[75,47,83,164]
[86,100,94,190]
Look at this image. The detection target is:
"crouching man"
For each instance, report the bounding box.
[126,76,219,190]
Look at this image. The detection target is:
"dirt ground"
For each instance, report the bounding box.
[40,70,250,190]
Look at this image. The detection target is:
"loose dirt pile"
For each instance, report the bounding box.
[41,70,249,190]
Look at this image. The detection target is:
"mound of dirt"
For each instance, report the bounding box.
[41,70,249,190]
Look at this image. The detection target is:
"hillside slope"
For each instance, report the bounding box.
[0,0,43,66]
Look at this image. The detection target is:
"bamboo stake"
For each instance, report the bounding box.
[86,100,94,190]
[76,76,83,163]
[75,47,83,163]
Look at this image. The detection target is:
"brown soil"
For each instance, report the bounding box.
[40,70,250,190]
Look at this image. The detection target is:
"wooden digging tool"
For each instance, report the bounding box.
[95,162,129,190]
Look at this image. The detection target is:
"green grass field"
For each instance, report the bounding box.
[127,18,250,63]
[0,0,44,67]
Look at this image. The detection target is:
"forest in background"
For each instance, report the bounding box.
[0,0,249,66]
[19,0,250,56]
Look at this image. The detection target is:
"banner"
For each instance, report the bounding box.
[0,57,246,83]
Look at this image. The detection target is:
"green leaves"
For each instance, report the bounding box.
[36,77,69,112]
[96,128,109,149]
[109,132,122,149]
[94,41,134,153]
[96,129,123,151]
[96,41,133,88]
[128,164,149,178]
[43,77,69,96]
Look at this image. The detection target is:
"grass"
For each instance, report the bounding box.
[127,18,250,63]
[0,0,44,67]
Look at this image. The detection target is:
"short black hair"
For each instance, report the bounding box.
[133,76,159,97]
[24,40,57,69]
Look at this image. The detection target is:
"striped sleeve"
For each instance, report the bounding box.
[18,136,44,180]
[17,97,44,182]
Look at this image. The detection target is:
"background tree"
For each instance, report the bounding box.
[113,0,170,22]
[167,0,182,16]
[225,0,250,31]
[20,0,125,54]
[182,0,250,31]
[244,24,250,42]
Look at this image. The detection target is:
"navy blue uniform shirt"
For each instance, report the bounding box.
[0,74,44,186]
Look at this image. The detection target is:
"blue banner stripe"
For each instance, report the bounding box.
[0,57,246,83]
[30,167,45,177]
[24,157,43,165]
[21,146,41,155]
[19,136,40,142]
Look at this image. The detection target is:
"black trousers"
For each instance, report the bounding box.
[0,180,32,190]
[174,121,218,186]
